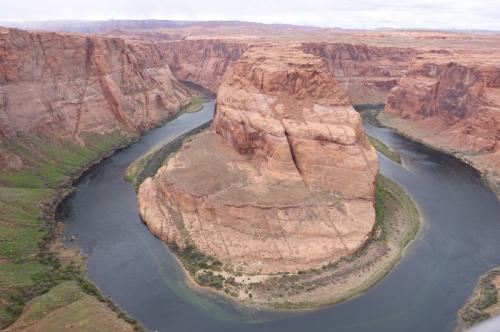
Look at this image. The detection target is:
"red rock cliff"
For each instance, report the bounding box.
[0,28,191,146]
[381,52,500,194]
[301,42,417,105]
[156,40,248,92]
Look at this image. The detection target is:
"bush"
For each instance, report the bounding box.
[195,271,225,290]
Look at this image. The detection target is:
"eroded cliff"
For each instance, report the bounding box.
[138,44,378,275]
[380,52,500,194]
[302,42,417,105]
[0,27,192,170]
[156,40,248,92]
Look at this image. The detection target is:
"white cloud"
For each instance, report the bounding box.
[0,0,499,30]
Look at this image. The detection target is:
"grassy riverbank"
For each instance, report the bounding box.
[0,131,145,330]
[368,136,402,164]
[354,105,402,164]
[456,268,500,331]
[4,281,135,332]
[124,122,211,186]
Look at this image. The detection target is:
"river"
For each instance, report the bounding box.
[60,101,500,332]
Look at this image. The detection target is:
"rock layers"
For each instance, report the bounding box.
[138,44,378,274]
[380,52,500,195]
[0,27,192,170]
[156,40,248,92]
[302,43,417,105]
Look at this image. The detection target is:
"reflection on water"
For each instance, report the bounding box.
[62,103,500,332]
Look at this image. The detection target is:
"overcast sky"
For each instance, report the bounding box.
[1,0,500,30]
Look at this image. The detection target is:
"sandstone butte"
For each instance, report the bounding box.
[381,51,500,195]
[137,44,378,275]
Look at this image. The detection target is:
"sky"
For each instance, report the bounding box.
[1,0,500,31]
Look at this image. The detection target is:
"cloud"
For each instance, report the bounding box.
[1,0,499,30]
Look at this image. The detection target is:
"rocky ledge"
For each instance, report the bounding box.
[138,44,378,278]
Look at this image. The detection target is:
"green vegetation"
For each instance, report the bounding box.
[170,244,223,275]
[20,281,84,322]
[354,104,384,127]
[459,268,500,329]
[353,104,403,163]
[0,131,142,330]
[169,243,240,294]
[0,132,132,188]
[369,135,402,164]
[8,281,137,331]
[196,270,225,290]
[125,122,211,186]
[183,95,207,113]
[353,104,386,112]
[374,175,420,247]
[354,105,403,163]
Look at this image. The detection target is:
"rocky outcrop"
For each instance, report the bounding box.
[156,40,248,92]
[138,44,378,275]
[302,42,417,105]
[381,52,500,194]
[0,28,191,148]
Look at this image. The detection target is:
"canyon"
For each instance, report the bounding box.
[0,19,499,330]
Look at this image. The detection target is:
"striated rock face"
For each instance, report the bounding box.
[156,40,248,92]
[213,45,378,197]
[138,44,378,274]
[0,28,191,146]
[382,53,500,193]
[302,42,417,105]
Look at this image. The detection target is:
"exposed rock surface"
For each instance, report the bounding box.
[138,44,378,274]
[156,40,248,92]
[381,52,500,195]
[302,42,417,105]
[0,28,191,148]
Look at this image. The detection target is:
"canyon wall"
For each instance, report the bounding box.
[138,44,378,274]
[0,27,192,169]
[302,42,417,105]
[156,40,248,92]
[381,53,500,194]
